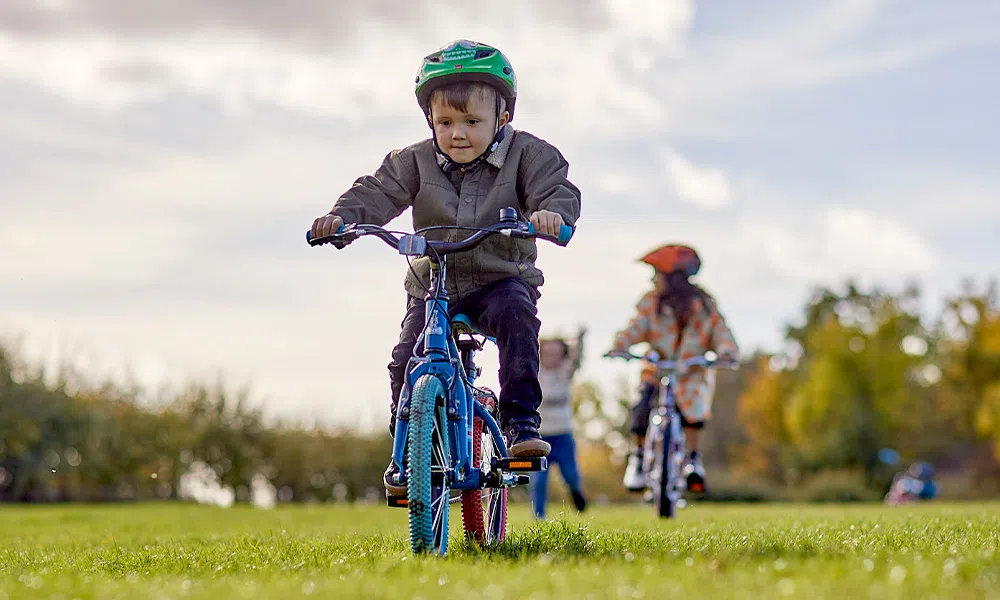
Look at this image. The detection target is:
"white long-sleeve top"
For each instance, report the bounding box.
[538,362,574,436]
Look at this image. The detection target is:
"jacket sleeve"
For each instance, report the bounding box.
[612,295,655,352]
[328,148,420,226]
[519,142,582,227]
[707,301,739,360]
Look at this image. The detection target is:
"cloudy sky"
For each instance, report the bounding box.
[2,0,998,429]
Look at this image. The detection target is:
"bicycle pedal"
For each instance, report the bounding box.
[386,494,409,508]
[499,457,547,472]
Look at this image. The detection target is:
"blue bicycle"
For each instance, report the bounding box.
[606,350,737,518]
[308,207,572,554]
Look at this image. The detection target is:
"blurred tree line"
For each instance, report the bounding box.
[3,277,999,504]
[0,346,390,503]
[734,278,1000,498]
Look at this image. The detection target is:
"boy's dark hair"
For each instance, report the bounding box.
[429,81,505,116]
[539,337,570,359]
[658,271,715,332]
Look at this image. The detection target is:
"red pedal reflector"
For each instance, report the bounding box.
[507,461,533,469]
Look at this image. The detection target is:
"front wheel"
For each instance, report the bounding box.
[407,375,452,554]
[656,429,675,518]
[650,415,676,519]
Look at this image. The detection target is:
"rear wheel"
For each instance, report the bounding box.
[461,397,507,543]
[407,375,452,554]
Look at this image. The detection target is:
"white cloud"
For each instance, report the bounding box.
[606,0,692,44]
[0,0,695,139]
[596,172,643,196]
[761,207,937,283]
[0,30,426,117]
[661,150,732,209]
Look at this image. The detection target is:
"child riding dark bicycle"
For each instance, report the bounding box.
[608,244,738,494]
[309,40,582,495]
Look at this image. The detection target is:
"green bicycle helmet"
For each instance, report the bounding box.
[415,40,518,120]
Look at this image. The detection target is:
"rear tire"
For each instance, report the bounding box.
[461,401,507,544]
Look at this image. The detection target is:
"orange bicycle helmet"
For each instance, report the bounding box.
[639,244,701,276]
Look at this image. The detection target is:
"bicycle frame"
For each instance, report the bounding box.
[389,252,509,492]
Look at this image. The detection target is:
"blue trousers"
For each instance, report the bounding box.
[530,433,582,518]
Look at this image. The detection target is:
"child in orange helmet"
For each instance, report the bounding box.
[608,244,739,493]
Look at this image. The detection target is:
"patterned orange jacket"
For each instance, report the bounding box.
[612,290,739,422]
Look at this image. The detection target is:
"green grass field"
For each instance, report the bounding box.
[1,501,998,599]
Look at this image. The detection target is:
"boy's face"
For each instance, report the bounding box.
[429,90,509,164]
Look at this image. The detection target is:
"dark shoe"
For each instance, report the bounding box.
[682,452,707,494]
[571,489,587,512]
[505,425,551,457]
[383,461,406,496]
[384,419,406,496]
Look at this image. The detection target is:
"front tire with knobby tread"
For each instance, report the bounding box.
[407,375,451,554]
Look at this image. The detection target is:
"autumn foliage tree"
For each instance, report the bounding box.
[737,280,1000,491]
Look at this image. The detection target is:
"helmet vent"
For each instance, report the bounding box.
[474,49,495,60]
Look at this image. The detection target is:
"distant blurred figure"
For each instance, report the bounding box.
[884,462,938,505]
[531,327,587,518]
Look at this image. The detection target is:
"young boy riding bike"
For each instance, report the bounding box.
[309,40,582,496]
[608,245,738,494]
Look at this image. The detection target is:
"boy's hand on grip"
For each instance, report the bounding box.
[529,210,565,237]
[312,214,344,239]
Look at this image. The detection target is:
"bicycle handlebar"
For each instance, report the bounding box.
[306,209,573,255]
[604,350,739,371]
